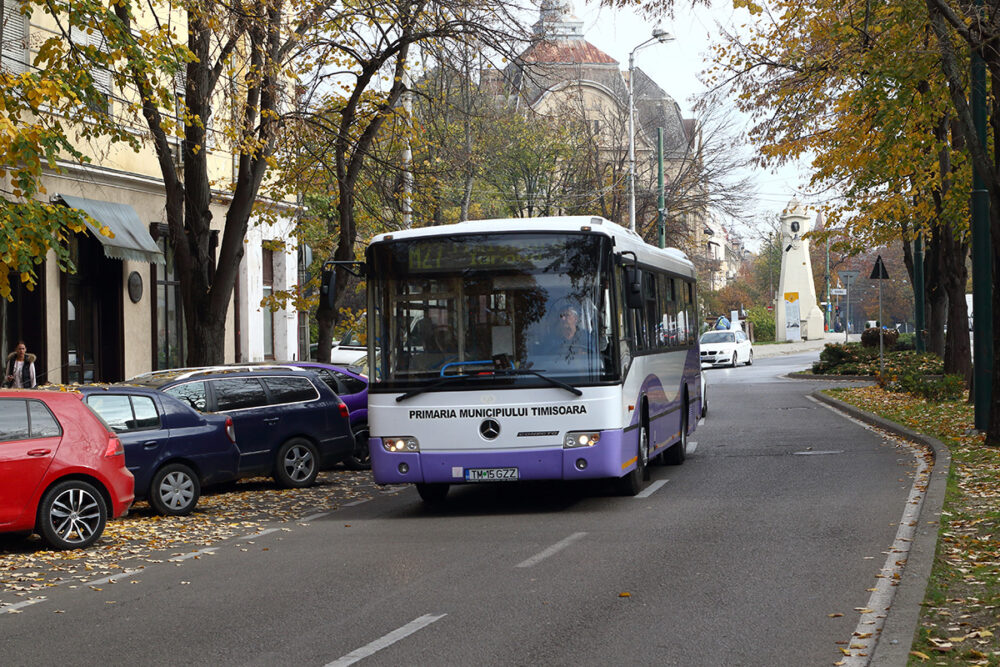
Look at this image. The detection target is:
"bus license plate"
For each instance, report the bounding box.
[464,467,518,482]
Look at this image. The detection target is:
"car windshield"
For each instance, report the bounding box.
[369,232,616,390]
[701,331,735,344]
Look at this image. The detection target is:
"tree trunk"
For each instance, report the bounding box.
[939,224,971,382]
[924,229,945,357]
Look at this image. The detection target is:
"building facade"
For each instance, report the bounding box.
[1,3,305,383]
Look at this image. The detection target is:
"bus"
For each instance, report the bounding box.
[351,215,702,502]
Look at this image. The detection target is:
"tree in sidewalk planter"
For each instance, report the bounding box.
[707,0,973,382]
[284,0,529,363]
[923,0,1000,443]
[17,0,345,366]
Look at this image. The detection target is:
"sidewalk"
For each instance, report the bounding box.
[752,331,859,359]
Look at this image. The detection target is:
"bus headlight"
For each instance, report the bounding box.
[383,437,420,452]
[564,431,601,448]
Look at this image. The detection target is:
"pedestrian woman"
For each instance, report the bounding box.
[4,341,37,388]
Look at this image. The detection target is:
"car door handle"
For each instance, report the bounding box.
[263,417,280,424]
[27,449,51,457]
[143,440,159,449]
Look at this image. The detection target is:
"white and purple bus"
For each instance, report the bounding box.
[355,215,702,502]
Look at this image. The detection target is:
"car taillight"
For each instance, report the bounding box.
[338,402,350,419]
[225,416,236,443]
[105,433,124,457]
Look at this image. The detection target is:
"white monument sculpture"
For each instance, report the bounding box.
[775,198,825,341]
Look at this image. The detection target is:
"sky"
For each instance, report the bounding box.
[565,1,817,248]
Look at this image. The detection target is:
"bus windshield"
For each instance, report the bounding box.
[369,232,616,390]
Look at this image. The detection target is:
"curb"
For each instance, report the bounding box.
[810,390,950,666]
[787,372,876,382]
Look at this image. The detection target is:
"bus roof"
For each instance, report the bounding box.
[369,216,695,278]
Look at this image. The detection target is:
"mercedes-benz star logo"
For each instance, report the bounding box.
[479,419,501,440]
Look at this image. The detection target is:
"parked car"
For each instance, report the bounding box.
[699,329,754,367]
[0,390,134,549]
[283,363,369,470]
[226,362,370,469]
[76,385,239,515]
[128,367,354,487]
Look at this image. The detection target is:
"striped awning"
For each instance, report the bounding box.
[56,194,165,265]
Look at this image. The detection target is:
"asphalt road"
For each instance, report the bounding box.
[1,353,916,666]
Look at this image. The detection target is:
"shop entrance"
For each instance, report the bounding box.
[62,232,124,383]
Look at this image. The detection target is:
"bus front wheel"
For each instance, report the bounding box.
[416,483,450,504]
[662,403,688,466]
[617,423,648,496]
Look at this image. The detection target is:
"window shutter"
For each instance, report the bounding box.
[1,1,28,74]
[87,29,111,94]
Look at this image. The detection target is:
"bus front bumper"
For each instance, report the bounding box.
[370,430,638,484]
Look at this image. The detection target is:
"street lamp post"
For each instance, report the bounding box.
[841,270,860,343]
[628,29,673,233]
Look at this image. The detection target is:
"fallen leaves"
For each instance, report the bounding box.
[828,386,1000,663]
[0,469,379,605]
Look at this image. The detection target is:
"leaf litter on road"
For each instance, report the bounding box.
[1,469,382,608]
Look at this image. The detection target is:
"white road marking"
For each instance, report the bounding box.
[238,528,280,541]
[299,513,329,522]
[697,418,705,427]
[792,450,844,456]
[325,613,447,666]
[516,532,588,568]
[0,597,46,614]
[87,569,143,586]
[636,479,669,498]
[168,547,218,562]
[342,500,369,507]
[687,440,698,454]
[809,394,932,664]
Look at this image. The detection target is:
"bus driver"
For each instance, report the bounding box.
[534,304,592,363]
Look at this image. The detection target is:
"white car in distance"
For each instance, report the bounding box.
[699,330,753,367]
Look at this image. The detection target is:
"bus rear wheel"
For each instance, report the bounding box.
[416,483,450,504]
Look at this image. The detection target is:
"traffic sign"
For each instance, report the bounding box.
[870,255,889,280]
[840,270,860,285]
[830,288,847,296]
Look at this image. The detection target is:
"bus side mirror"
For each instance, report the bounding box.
[320,268,336,309]
[625,267,643,309]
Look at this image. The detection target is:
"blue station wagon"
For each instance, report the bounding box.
[128,368,354,488]
[77,385,239,516]
[232,362,370,470]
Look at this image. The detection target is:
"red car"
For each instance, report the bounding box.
[0,390,134,549]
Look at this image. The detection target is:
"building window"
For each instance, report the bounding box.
[1,1,28,74]
[155,234,185,369]
[68,26,112,115]
[262,247,274,359]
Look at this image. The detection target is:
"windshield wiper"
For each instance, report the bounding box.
[488,367,583,396]
[395,374,476,402]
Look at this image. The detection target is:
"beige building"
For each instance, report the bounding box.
[499,1,703,249]
[1,3,306,383]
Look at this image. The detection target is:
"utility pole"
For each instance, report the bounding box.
[913,233,925,353]
[971,0,993,431]
[657,127,665,249]
[825,235,831,332]
[841,270,860,344]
